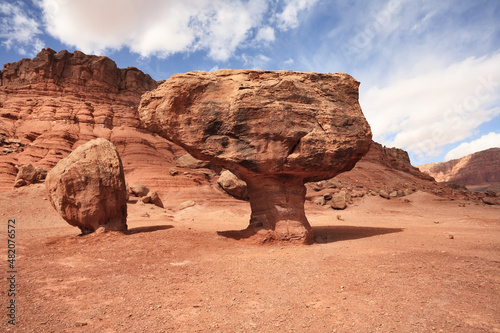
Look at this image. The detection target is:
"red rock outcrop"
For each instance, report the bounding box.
[361,141,434,181]
[13,163,47,188]
[0,48,195,193]
[45,138,127,234]
[417,148,500,190]
[139,70,372,243]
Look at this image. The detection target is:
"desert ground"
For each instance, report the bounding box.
[1,183,499,332]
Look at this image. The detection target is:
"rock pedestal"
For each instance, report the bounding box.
[246,176,311,243]
[139,70,372,244]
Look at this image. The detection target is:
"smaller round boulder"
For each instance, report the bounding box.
[217,170,248,201]
[45,138,128,234]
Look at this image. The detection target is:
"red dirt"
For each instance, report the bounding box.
[1,184,499,332]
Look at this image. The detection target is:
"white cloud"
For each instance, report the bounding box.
[37,0,269,61]
[444,132,500,161]
[242,53,271,69]
[255,25,275,43]
[361,52,500,161]
[0,2,44,56]
[276,0,319,31]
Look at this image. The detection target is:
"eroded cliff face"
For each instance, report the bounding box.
[417,148,500,189]
[0,48,185,192]
[362,142,435,181]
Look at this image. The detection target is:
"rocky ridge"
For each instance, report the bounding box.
[0,49,202,194]
[417,148,500,191]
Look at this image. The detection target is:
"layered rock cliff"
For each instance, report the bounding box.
[417,148,500,190]
[0,48,191,192]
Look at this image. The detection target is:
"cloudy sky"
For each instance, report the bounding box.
[1,0,499,164]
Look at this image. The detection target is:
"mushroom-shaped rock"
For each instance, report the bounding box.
[139,70,372,243]
[45,138,128,234]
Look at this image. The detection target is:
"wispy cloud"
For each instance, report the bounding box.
[361,53,500,162]
[255,25,275,43]
[444,132,500,161]
[37,0,270,61]
[35,0,316,62]
[276,0,319,31]
[0,2,44,56]
[242,53,271,69]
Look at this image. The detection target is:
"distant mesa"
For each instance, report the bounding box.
[417,148,500,192]
[139,69,372,244]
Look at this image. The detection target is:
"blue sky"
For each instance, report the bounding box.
[1,0,499,165]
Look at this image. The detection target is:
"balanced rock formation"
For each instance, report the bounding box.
[45,138,127,234]
[139,70,372,243]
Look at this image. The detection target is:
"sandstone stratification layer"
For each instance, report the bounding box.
[0,48,191,192]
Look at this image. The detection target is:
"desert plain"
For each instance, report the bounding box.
[1,179,499,332]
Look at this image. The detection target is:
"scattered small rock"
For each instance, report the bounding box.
[130,184,150,197]
[130,184,164,208]
[13,164,48,188]
[140,196,151,204]
[176,153,210,169]
[179,200,196,210]
[312,196,326,206]
[75,321,87,327]
[147,190,164,208]
[379,190,390,199]
[330,193,347,210]
[323,193,332,201]
[169,168,178,176]
[482,196,498,205]
[448,234,454,239]
[217,170,248,200]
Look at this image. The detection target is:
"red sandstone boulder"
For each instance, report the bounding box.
[45,138,127,234]
[218,170,248,200]
[139,70,372,244]
[13,164,47,188]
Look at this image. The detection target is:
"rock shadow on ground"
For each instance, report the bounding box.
[125,225,174,235]
[312,225,403,244]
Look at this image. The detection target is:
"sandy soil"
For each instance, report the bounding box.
[1,184,499,332]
